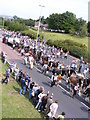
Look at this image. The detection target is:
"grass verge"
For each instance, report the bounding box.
[0,60,44,118]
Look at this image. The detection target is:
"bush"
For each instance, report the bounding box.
[21,30,37,39]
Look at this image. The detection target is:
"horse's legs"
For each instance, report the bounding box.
[70,83,73,92]
[66,77,69,88]
[78,87,82,96]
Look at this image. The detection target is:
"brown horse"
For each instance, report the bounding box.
[69,76,77,85]
[42,55,48,62]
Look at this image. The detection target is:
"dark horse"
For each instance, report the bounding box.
[52,67,76,77]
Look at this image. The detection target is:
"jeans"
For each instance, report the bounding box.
[20,87,23,94]
[29,88,32,99]
[38,102,42,110]
[23,86,26,95]
[36,101,42,110]
[19,86,26,95]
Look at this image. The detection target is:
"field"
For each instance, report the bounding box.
[28,28,88,47]
[0,60,44,118]
[43,31,88,47]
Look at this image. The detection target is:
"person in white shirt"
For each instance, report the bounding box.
[23,56,27,65]
[57,51,60,58]
[42,63,48,74]
[29,55,34,69]
[10,61,17,73]
[83,68,88,78]
[35,91,46,112]
[48,100,58,118]
[4,53,7,64]
[72,84,79,98]
[14,67,19,80]
[51,73,57,87]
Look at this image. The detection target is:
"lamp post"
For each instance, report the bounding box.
[3,17,4,29]
[36,4,45,44]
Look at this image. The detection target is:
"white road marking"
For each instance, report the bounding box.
[81,102,90,109]
[59,85,70,95]
[47,75,70,95]
[47,76,51,80]
[34,66,42,72]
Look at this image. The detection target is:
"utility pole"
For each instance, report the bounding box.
[36,5,45,45]
[3,17,4,29]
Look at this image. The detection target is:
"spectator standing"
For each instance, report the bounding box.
[45,95,53,115]
[29,81,35,99]
[14,67,19,81]
[41,91,49,112]
[4,53,7,64]
[48,100,58,118]
[35,91,46,112]
[19,77,26,95]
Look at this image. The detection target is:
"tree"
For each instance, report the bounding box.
[79,22,87,37]
[47,11,76,33]
[13,15,18,20]
[75,18,87,37]
[61,11,76,33]
[47,13,61,30]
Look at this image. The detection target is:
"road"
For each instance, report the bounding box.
[0,30,89,119]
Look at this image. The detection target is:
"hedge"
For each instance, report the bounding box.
[21,30,37,39]
[47,39,89,61]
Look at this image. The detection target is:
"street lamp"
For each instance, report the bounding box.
[3,17,4,29]
[36,4,45,44]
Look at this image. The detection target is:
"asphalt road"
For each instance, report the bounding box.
[0,30,90,119]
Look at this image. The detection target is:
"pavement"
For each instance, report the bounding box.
[0,30,90,119]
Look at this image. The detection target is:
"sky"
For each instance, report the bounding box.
[0,0,89,21]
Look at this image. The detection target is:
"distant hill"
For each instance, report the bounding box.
[0,15,13,19]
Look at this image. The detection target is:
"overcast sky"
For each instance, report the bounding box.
[0,0,89,21]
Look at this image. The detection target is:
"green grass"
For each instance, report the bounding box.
[0,60,44,118]
[28,28,88,47]
[43,31,88,47]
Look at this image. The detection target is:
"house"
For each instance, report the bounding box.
[34,21,48,30]
[34,21,39,29]
[42,24,48,30]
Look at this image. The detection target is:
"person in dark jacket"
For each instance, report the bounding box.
[19,77,26,95]
[45,95,53,115]
[18,69,23,82]
[41,92,49,111]
[29,81,35,99]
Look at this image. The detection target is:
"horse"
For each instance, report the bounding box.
[37,51,42,61]
[42,55,48,62]
[52,67,76,77]
[69,76,77,86]
[48,60,59,68]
